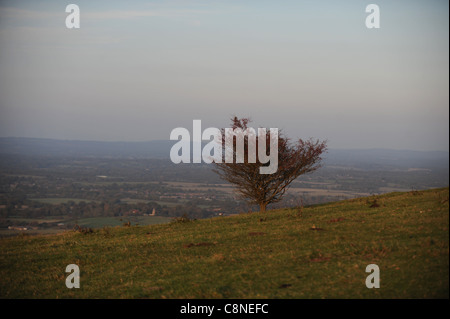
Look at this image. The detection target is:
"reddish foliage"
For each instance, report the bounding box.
[214,117,327,212]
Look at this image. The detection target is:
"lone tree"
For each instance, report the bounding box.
[213,117,327,212]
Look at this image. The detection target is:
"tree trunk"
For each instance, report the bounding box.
[259,203,267,212]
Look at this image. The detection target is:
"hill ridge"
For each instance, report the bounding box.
[0,188,448,298]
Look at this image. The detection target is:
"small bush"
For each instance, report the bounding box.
[369,199,380,208]
[410,190,423,196]
[171,213,194,224]
[73,224,94,234]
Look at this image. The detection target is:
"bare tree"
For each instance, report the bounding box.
[213,117,327,212]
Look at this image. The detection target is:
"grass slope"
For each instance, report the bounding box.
[0,188,448,299]
[76,216,172,228]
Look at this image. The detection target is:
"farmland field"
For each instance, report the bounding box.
[29,198,99,204]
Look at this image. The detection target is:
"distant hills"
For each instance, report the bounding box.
[0,137,448,171]
[323,148,449,171]
[0,137,170,159]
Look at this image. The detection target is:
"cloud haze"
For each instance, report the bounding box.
[0,0,448,151]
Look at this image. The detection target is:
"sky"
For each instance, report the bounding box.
[0,0,448,151]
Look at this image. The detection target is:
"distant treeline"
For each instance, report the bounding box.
[0,198,215,221]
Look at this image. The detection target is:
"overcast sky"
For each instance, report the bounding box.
[0,0,448,151]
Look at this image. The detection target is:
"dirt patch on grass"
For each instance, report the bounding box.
[328,217,345,223]
[248,232,267,236]
[309,226,325,231]
[183,242,216,248]
[310,257,331,262]
[279,284,292,289]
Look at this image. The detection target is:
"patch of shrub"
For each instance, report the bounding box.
[171,213,195,223]
[369,199,380,208]
[72,224,94,234]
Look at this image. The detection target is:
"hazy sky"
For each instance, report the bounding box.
[0,0,448,151]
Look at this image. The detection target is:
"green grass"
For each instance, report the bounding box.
[120,198,151,204]
[5,216,66,224]
[153,200,187,207]
[29,198,99,204]
[0,188,448,299]
[0,216,172,238]
[121,198,188,207]
[76,216,172,228]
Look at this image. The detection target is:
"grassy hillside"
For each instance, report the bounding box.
[76,216,172,228]
[0,188,448,299]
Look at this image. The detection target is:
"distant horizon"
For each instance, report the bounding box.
[0,135,448,153]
